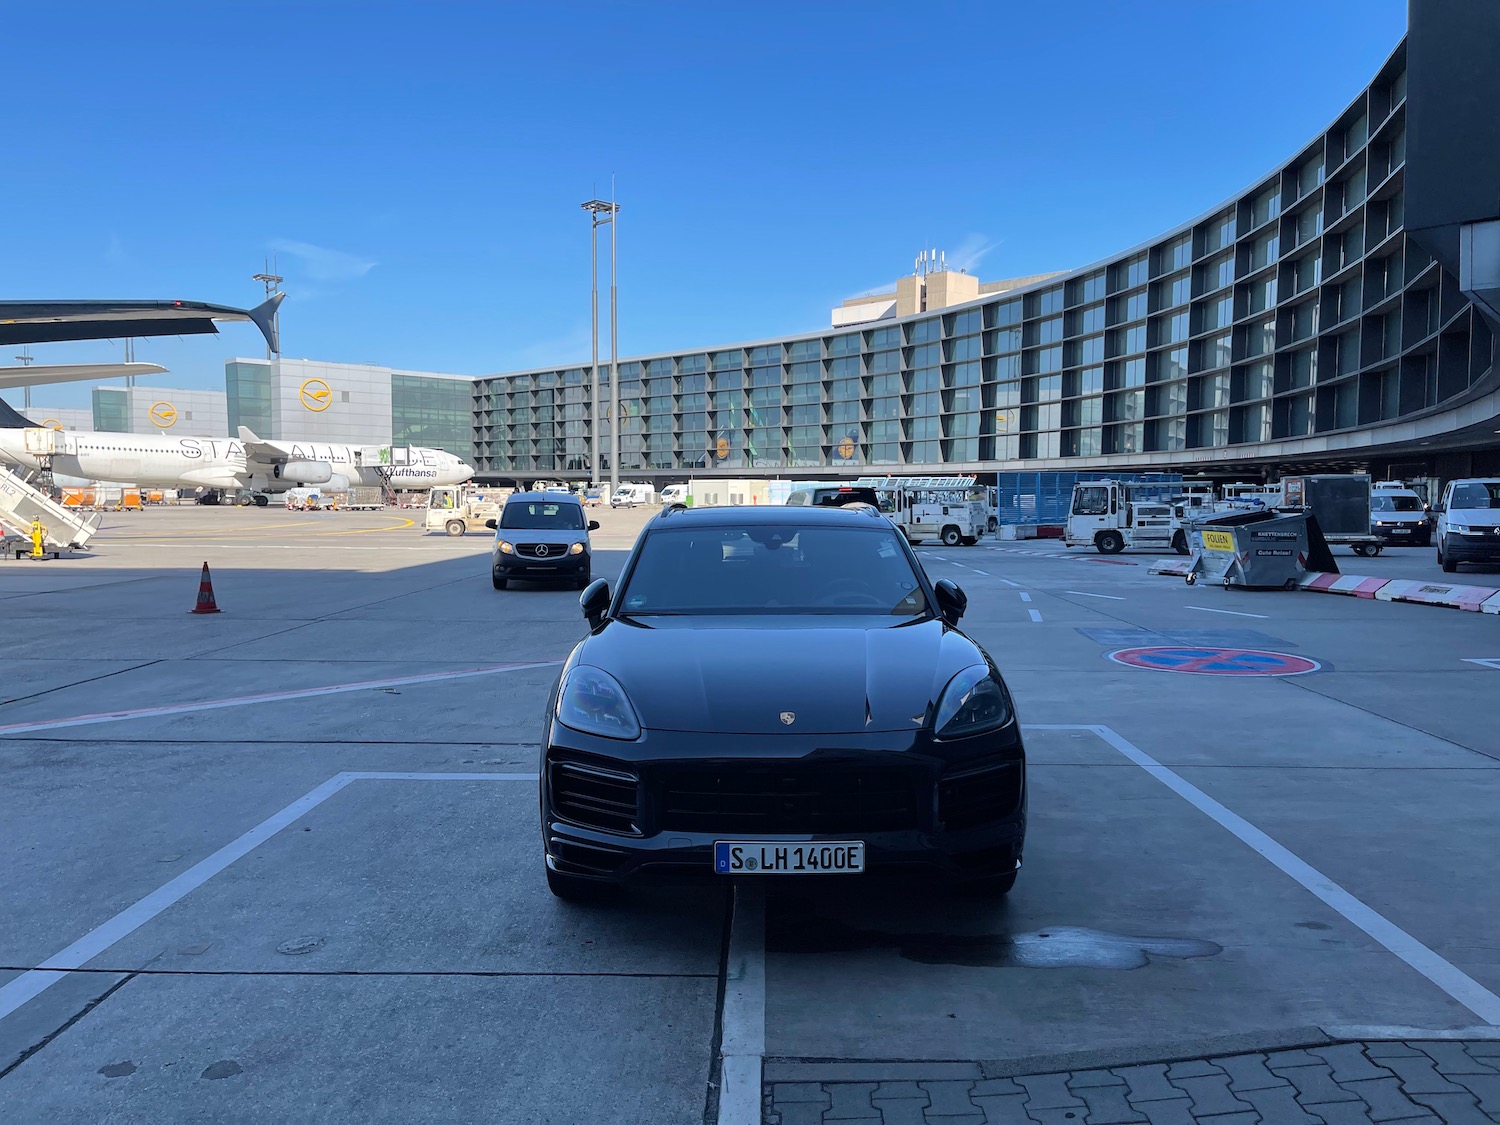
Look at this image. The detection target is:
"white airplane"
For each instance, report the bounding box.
[0,424,473,505]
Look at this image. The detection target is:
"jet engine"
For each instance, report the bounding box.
[273,460,333,484]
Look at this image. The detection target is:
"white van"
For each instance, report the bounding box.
[659,484,687,506]
[610,482,655,508]
[1370,481,1430,547]
[1435,478,1500,573]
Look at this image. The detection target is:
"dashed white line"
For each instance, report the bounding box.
[998,578,1021,588]
[969,568,990,576]
[1028,609,1043,623]
[1185,605,1269,619]
[1067,590,1125,600]
[1019,592,1032,603]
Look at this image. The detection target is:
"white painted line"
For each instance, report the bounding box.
[1066,590,1125,600]
[1185,605,1269,620]
[1088,724,1500,1026]
[998,578,1021,588]
[0,772,533,1023]
[1019,592,1032,602]
[1028,609,1043,623]
[0,661,562,737]
[1463,658,1500,671]
[969,568,990,576]
[718,885,766,1125]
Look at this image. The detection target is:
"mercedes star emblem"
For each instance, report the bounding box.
[535,544,550,556]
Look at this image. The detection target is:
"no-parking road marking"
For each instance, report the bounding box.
[0,661,562,737]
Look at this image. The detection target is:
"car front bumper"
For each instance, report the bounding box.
[1443,533,1500,563]
[493,552,590,578]
[540,724,1027,886]
[1372,523,1428,543]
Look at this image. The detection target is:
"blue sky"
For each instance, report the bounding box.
[6,0,1408,412]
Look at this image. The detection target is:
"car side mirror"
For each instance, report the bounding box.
[484,519,497,529]
[1432,504,1444,513]
[587,520,600,531]
[580,579,611,629]
[933,578,967,626]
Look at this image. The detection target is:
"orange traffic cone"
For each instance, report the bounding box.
[191,562,221,614]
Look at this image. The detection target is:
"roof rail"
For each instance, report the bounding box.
[658,502,689,517]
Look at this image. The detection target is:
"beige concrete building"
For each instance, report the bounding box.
[834,256,1066,327]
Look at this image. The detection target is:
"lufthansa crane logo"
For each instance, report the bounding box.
[149,402,177,428]
[299,379,333,412]
[41,418,64,431]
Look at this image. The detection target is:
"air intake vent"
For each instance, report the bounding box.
[549,759,640,835]
[938,759,1022,831]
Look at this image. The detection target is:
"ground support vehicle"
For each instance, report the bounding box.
[1281,475,1381,557]
[852,475,987,546]
[1064,479,1192,554]
[1434,478,1500,572]
[1184,509,1338,590]
[994,471,1183,534]
[426,486,502,536]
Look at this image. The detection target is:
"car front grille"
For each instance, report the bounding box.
[515,542,568,559]
[938,758,1023,831]
[549,759,641,835]
[654,761,923,834]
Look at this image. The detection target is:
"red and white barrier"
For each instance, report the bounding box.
[1298,573,1390,599]
[1374,579,1497,612]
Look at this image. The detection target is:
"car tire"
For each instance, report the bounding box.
[492,573,508,590]
[546,866,611,902]
[1096,530,1125,554]
[960,869,1018,897]
[987,517,998,534]
[941,526,962,547]
[446,520,465,537]
[1439,540,1457,573]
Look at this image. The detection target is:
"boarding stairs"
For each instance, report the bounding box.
[0,463,103,556]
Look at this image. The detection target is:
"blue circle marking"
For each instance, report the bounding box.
[1107,646,1321,676]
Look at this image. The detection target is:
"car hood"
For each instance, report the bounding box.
[496,528,588,543]
[574,616,982,734]
[1450,513,1500,528]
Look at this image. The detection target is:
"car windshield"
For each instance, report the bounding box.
[617,524,928,616]
[1372,494,1423,512]
[499,501,585,530]
[1452,483,1500,509]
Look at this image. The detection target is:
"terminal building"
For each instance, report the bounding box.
[470,6,1500,490]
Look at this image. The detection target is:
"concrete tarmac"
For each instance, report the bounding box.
[1,506,1496,1123]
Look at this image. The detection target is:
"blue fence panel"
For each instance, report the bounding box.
[993,471,1183,525]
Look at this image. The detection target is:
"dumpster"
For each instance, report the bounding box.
[1185,509,1339,589]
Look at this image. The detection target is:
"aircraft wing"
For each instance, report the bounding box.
[0,294,283,352]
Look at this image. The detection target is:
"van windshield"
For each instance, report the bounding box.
[1452,482,1500,509]
[1372,494,1423,512]
[499,501,585,530]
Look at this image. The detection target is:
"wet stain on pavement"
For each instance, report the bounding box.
[768,912,1221,969]
[97,1060,137,1078]
[201,1060,243,1080]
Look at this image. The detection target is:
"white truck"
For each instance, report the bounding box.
[1064,479,1190,554]
[426,486,502,536]
[853,475,987,547]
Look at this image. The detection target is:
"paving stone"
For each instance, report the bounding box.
[1217,1053,1290,1092]
[1309,1044,1397,1083]
[1113,1064,1180,1104]
[777,1083,835,1104]
[972,1078,1026,1097]
[870,1100,933,1125]
[1280,1063,1361,1105]
[1237,1084,1325,1124]
[1193,1114,1260,1125]
[1131,1100,1197,1125]
[1071,1082,1147,1123]
[1303,1101,1377,1125]
[970,1093,1035,1124]
[1364,1045,1427,1059]
[1168,1074,1254,1117]
[1405,1092,1497,1125]
[1380,1055,1470,1095]
[921,1080,981,1117]
[873,1081,932,1102]
[1026,1111,1089,1125]
[1463,1041,1500,1058]
[775,1103,828,1125]
[825,1082,879,1120]
[1067,1070,1127,1090]
[1266,1049,1332,1070]
[1165,1060,1227,1080]
[1015,1073,1085,1110]
[923,1116,985,1125]
[1343,1076,1437,1121]
[1451,1073,1500,1114]
[1413,1041,1500,1075]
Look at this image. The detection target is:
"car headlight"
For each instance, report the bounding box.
[1450,524,1473,535]
[569,541,585,555]
[496,539,514,553]
[556,666,641,740]
[933,663,1013,739]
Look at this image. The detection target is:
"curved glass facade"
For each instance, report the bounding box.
[475,37,1496,480]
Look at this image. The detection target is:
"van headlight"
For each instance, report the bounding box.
[933,664,1013,739]
[1450,524,1473,535]
[557,666,641,740]
[496,540,514,553]
[569,541,585,555]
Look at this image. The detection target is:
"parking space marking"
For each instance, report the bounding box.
[1019,592,1032,602]
[719,886,766,1125]
[0,661,562,737]
[1028,609,1044,623]
[1463,658,1500,670]
[1067,590,1125,600]
[0,771,528,1022]
[969,568,991,576]
[1186,605,1269,619]
[998,578,1021,588]
[1070,724,1500,1025]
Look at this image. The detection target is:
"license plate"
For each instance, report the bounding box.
[713,841,865,874]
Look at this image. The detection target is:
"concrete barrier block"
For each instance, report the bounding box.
[1484,589,1500,615]
[1298,573,1391,598]
[1149,558,1192,576]
[1375,579,1495,611]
